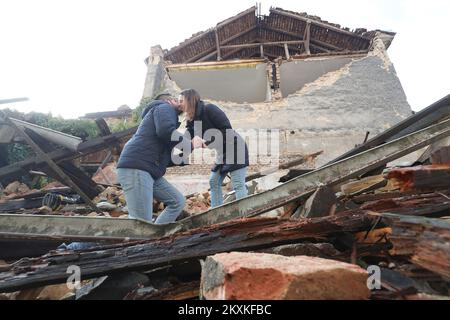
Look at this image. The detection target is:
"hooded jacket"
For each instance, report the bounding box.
[186,101,249,174]
[117,100,183,180]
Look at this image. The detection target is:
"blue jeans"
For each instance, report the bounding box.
[117,168,185,224]
[209,167,248,208]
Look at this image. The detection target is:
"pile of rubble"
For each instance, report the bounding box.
[0,96,449,300]
[0,173,215,219]
[0,154,449,300]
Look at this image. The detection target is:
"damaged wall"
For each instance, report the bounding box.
[279,55,359,97]
[167,62,269,103]
[143,36,413,167]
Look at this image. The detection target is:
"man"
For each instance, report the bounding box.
[117,93,188,224]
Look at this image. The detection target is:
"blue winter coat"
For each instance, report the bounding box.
[117,100,184,180]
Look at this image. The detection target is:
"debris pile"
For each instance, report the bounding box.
[0,95,449,300]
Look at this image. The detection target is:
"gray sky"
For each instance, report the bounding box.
[1,0,449,118]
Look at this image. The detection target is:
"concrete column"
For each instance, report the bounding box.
[142,45,167,99]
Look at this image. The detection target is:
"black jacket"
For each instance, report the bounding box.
[117,100,185,180]
[186,101,249,174]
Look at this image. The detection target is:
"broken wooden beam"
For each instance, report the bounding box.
[292,186,336,219]
[0,212,376,292]
[0,112,101,213]
[0,126,137,184]
[386,164,450,192]
[431,146,450,165]
[1,120,449,243]
[244,151,323,182]
[183,119,450,227]
[376,212,450,282]
[359,192,450,218]
[340,175,387,196]
[0,198,43,213]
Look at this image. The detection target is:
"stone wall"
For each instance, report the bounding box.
[143,35,413,168]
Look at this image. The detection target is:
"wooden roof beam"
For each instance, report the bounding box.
[190,26,258,63]
[220,40,305,50]
[270,8,371,41]
[262,26,342,52]
[303,20,311,55]
[216,6,257,29]
[166,6,257,57]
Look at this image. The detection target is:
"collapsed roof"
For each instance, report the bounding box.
[163,6,388,64]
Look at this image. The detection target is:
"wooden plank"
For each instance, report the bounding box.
[220,40,305,50]
[386,165,450,192]
[0,126,137,183]
[95,118,112,137]
[0,198,42,213]
[284,43,290,59]
[188,26,258,63]
[262,25,343,51]
[1,121,449,244]
[0,111,101,213]
[0,212,376,292]
[379,213,450,281]
[270,8,371,42]
[293,186,336,219]
[214,28,221,61]
[340,175,386,196]
[303,20,311,55]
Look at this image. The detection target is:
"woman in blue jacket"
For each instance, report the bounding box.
[179,89,249,208]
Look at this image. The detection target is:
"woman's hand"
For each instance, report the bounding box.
[192,136,206,149]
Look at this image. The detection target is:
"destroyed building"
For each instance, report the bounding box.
[0,6,449,301]
[143,6,413,167]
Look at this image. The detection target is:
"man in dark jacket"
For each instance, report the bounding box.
[117,94,188,224]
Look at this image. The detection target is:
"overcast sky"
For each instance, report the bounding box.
[1,0,449,118]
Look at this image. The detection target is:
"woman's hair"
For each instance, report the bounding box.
[180,89,201,120]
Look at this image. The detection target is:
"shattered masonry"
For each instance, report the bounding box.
[0,5,449,301]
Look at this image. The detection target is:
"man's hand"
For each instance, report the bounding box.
[192,136,206,149]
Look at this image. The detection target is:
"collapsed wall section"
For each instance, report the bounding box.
[143,36,413,168]
[279,55,357,97]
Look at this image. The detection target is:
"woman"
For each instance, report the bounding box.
[179,89,249,208]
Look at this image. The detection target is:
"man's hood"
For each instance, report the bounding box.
[141,100,166,118]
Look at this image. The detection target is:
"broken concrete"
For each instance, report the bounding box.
[142,46,167,99]
[200,252,370,300]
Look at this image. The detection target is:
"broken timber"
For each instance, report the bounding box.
[0,212,376,292]
[0,126,137,184]
[0,111,101,213]
[0,119,449,242]
[386,164,450,192]
[376,212,450,282]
